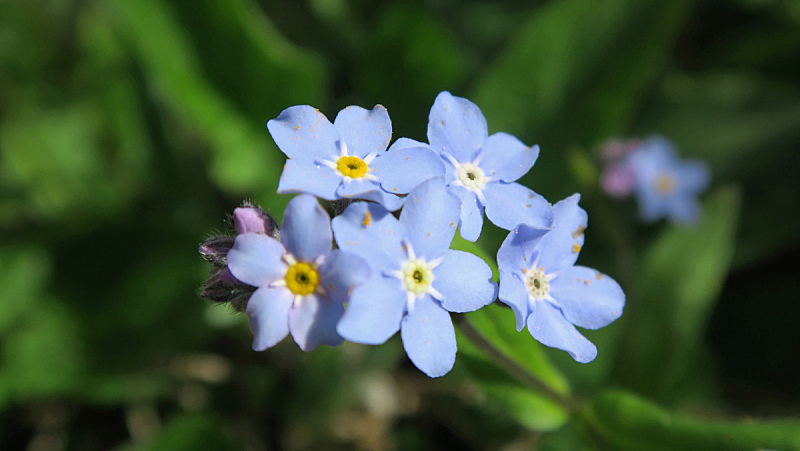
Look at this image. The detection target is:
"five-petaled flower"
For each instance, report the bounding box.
[624,136,710,225]
[227,194,370,351]
[268,104,444,211]
[332,177,498,377]
[412,91,553,241]
[497,194,625,363]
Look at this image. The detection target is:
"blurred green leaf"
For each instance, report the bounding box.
[635,71,800,267]
[472,0,693,200]
[614,187,741,400]
[356,3,467,139]
[0,300,86,408]
[0,245,50,333]
[584,390,800,451]
[451,236,570,431]
[110,0,289,198]
[130,415,238,451]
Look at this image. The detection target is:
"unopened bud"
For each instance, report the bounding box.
[601,139,642,161]
[199,236,234,266]
[601,163,636,198]
[200,267,254,312]
[233,204,280,239]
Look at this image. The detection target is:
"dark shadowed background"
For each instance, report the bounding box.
[1,0,799,449]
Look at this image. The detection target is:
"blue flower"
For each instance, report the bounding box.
[417,91,553,241]
[332,177,498,377]
[625,136,710,225]
[227,194,370,351]
[497,194,625,363]
[268,104,445,211]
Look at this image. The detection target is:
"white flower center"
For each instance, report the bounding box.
[524,266,550,300]
[456,163,487,191]
[388,240,445,313]
[400,259,434,296]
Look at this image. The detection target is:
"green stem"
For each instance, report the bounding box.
[453,314,579,413]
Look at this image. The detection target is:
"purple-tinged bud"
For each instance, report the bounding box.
[601,163,636,198]
[201,267,255,312]
[218,268,240,286]
[601,139,642,161]
[233,204,280,239]
[199,236,234,265]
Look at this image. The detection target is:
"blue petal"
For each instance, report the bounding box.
[669,195,702,225]
[498,269,529,331]
[427,91,488,163]
[281,194,332,262]
[400,177,460,259]
[636,186,670,222]
[452,186,484,242]
[336,276,407,345]
[549,266,625,330]
[389,137,428,150]
[277,159,343,200]
[536,194,587,272]
[479,133,539,182]
[373,145,445,194]
[678,160,710,193]
[267,105,340,161]
[496,224,551,272]
[227,233,286,287]
[401,295,456,377]
[433,250,497,313]
[289,294,345,351]
[246,286,293,351]
[318,250,371,304]
[483,181,554,231]
[335,178,404,211]
[528,301,597,364]
[332,201,406,266]
[333,105,391,158]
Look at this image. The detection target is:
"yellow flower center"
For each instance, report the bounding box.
[337,155,368,178]
[654,174,676,194]
[285,262,319,296]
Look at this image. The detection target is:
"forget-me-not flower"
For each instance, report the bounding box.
[415,91,553,241]
[268,104,445,211]
[497,194,625,363]
[624,136,710,225]
[332,177,498,377]
[227,194,370,351]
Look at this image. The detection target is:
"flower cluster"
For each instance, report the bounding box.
[600,136,711,225]
[200,91,625,377]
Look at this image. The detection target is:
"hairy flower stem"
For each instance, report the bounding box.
[453,314,579,412]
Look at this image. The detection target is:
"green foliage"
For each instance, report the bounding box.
[1,0,799,448]
[615,187,741,400]
[584,390,800,451]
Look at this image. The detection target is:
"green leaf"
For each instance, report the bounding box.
[614,187,741,399]
[584,390,800,451]
[450,235,571,431]
[634,71,800,267]
[472,0,693,200]
[109,0,295,197]
[130,415,238,451]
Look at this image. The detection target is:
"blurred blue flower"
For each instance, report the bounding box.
[332,177,497,377]
[417,91,553,241]
[497,194,625,363]
[268,104,444,211]
[227,194,370,351]
[625,136,710,225]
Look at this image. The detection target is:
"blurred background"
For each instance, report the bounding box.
[1,0,799,449]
